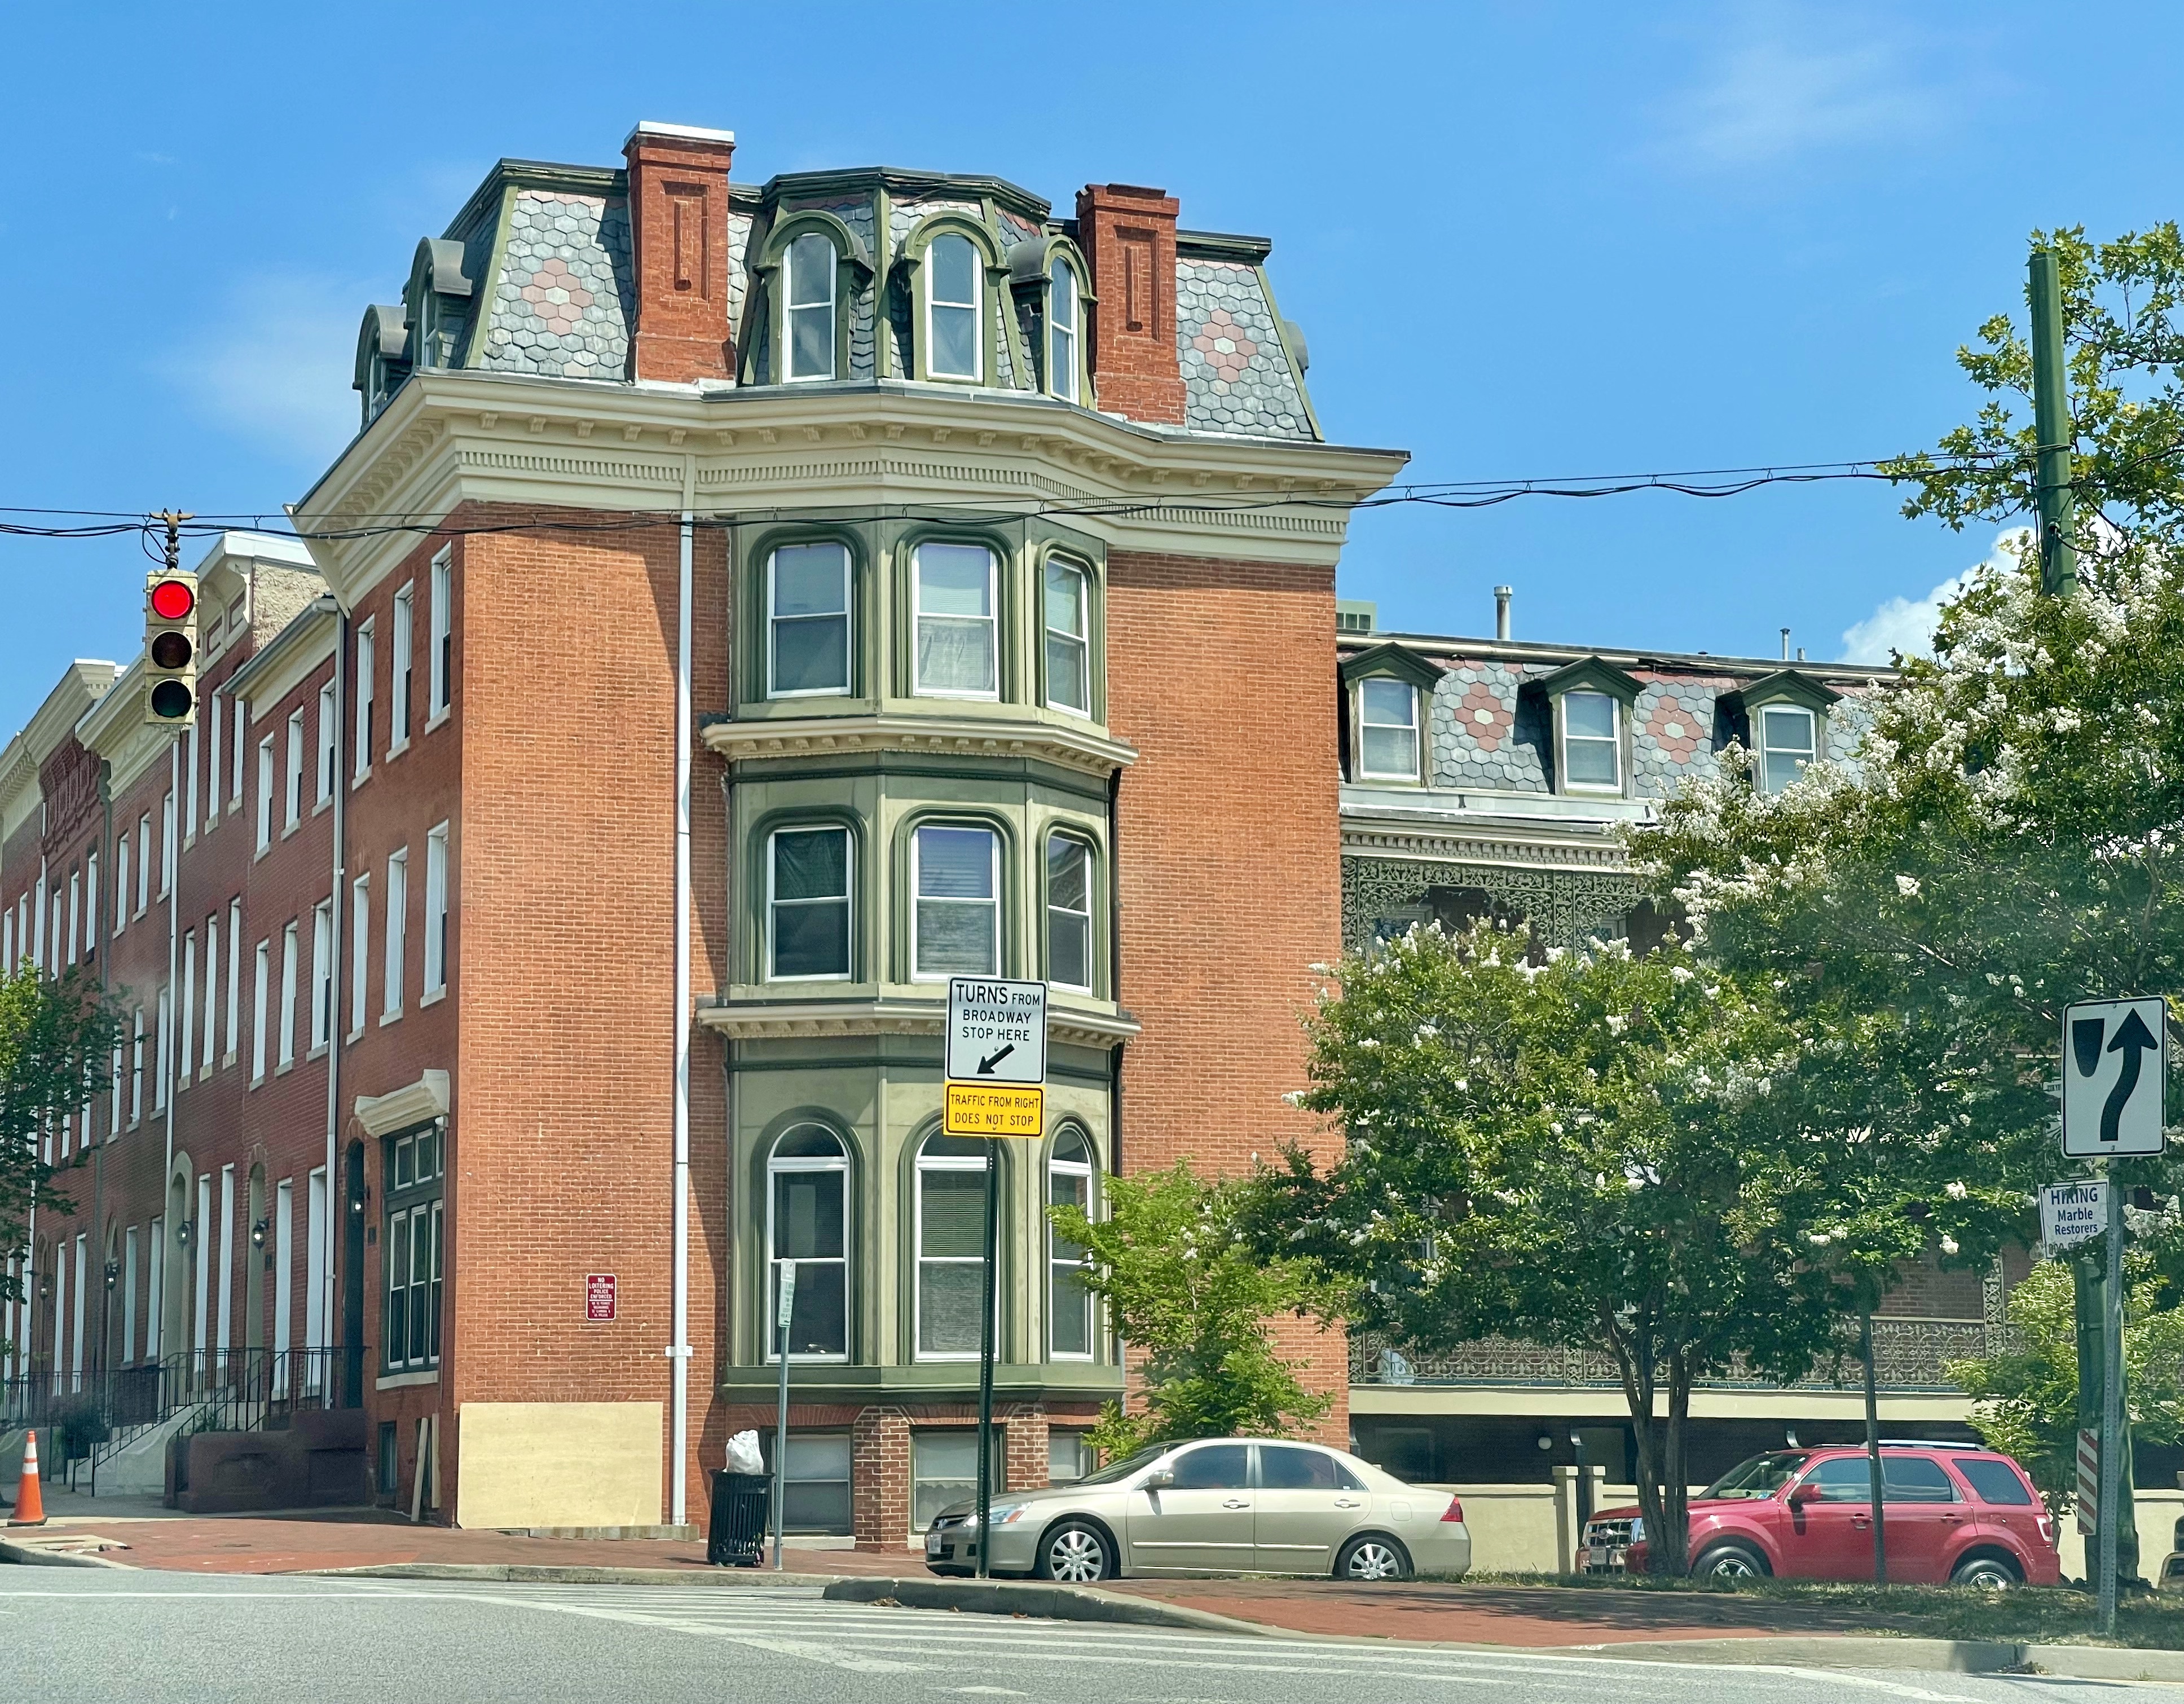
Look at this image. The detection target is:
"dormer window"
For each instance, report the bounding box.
[1561,692,1621,789]
[786,232,837,381]
[1048,259,1080,402]
[1358,680,1420,781]
[1758,705,1816,794]
[927,235,981,381]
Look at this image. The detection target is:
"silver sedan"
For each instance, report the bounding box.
[924,1437,1471,1583]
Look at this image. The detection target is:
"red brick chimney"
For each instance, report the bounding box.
[1075,183,1186,424]
[623,121,737,384]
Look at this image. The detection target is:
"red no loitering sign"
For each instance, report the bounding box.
[585,1273,617,1322]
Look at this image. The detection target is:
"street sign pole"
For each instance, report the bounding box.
[773,1261,795,1571]
[975,1142,999,1580]
[2099,1165,2125,1633]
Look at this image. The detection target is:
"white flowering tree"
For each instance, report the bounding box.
[1248,923,1921,1575]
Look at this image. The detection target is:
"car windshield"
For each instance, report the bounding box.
[1071,1446,1170,1489]
[1699,1451,1809,1500]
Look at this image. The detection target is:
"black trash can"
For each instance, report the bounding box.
[707,1470,772,1567]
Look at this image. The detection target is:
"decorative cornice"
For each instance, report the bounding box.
[701,712,1138,778]
[696,996,1140,1049]
[1341,822,1631,873]
[354,1068,451,1138]
[0,661,119,842]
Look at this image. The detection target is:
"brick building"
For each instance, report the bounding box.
[1,120,1403,1544]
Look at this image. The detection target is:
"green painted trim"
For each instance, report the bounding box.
[723,1052,1119,1088]
[440,158,622,243]
[1735,668,1843,713]
[751,207,874,386]
[1177,227,1275,263]
[729,759,1112,805]
[895,208,1011,388]
[455,183,521,373]
[716,1364,1124,1400]
[1338,642,1440,692]
[873,183,894,381]
[1536,655,1645,704]
[1254,265,1324,441]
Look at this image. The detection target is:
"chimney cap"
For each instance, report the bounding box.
[624,120,737,150]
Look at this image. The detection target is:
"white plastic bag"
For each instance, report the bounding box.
[726,1429,765,1476]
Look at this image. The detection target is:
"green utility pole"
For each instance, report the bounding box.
[2029,248,2078,597]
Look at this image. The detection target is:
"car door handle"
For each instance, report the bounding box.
[1222,1498,1249,1509]
[1851,1516,1871,1529]
[1334,1499,1362,1509]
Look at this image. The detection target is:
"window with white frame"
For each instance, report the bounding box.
[179,932,196,1084]
[354,622,374,779]
[913,1430,1003,1531]
[224,898,241,1062]
[1048,258,1079,400]
[278,923,298,1069]
[349,876,369,1036]
[1757,704,1817,795]
[424,824,448,994]
[316,682,336,804]
[184,723,199,842]
[230,698,246,803]
[310,900,333,1049]
[83,855,96,959]
[768,542,851,696]
[206,707,221,828]
[161,791,175,894]
[65,869,78,965]
[251,941,270,1081]
[915,1132,989,1359]
[1560,690,1621,790]
[429,551,452,717]
[384,848,407,1019]
[768,826,851,980]
[926,234,981,380]
[913,543,997,697]
[114,838,129,936]
[201,914,218,1072]
[383,1125,443,1371]
[913,824,999,979]
[1046,835,1092,992]
[1043,559,1090,715]
[1048,1129,1095,1358]
[284,712,303,829]
[768,1126,848,1358]
[390,584,414,749]
[256,737,275,849]
[154,985,169,1109]
[135,813,150,913]
[109,1033,122,1136]
[129,1007,144,1125]
[784,231,836,381]
[1358,679,1421,781]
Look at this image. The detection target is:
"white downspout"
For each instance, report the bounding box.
[670,459,695,1527]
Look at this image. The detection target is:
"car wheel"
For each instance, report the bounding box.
[1692,1541,1770,1580]
[1335,1534,1413,1582]
[1951,1554,2022,1590]
[1035,1520,1115,1583]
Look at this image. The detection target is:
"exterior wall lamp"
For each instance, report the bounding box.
[250,1219,269,1251]
[103,1260,120,1292]
[175,1219,194,1250]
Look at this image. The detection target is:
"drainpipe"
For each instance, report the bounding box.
[670,461,696,1527]
[324,601,347,1402]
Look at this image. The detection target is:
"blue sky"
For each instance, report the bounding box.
[2,1,2176,737]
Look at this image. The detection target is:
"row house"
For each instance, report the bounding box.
[2,116,1404,1543]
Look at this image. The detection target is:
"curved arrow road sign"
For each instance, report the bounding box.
[2063,997,2169,1157]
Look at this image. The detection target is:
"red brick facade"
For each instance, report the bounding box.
[1076,185,1187,425]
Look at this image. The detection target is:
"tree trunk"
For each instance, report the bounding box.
[1608,1315,1681,1576]
[1659,1350,1693,1574]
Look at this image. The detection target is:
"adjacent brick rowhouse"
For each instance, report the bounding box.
[1106,549,1350,1442]
[623,122,736,384]
[1076,184,1187,425]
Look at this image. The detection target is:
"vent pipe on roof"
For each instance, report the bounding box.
[1781,627,1791,661]
[1797,647,1806,663]
[1494,585,1512,642]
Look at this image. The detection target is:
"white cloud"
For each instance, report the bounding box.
[1838,530,2027,663]
[1661,8,1967,169]
[162,272,364,466]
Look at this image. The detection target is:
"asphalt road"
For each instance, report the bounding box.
[3,1571,2174,1704]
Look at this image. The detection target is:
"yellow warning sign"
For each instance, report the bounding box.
[944,1082,1045,1138]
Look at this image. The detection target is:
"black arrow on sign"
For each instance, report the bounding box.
[2101,1008,2159,1143]
[977,1043,1016,1076]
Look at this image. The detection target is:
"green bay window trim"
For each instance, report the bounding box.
[768,541,853,697]
[1043,558,1091,716]
[899,214,1009,385]
[768,825,852,981]
[768,1125,849,1360]
[1004,233,1094,402]
[915,1133,992,1360]
[382,1124,444,1373]
[913,823,1001,980]
[913,543,999,698]
[1045,834,1094,992]
[1046,258,1081,402]
[1047,1128,1095,1359]
[749,208,873,389]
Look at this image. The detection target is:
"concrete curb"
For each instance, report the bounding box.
[305,1562,850,1587]
[824,1575,1280,1635]
[0,1539,134,1570]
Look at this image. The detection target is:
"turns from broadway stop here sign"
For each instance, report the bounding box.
[2062,997,2169,1158]
[944,976,1047,1137]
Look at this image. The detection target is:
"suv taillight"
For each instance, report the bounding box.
[1441,1496,1465,1524]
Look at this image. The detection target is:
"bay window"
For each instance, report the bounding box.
[1047,1130,1095,1359]
[913,543,997,697]
[768,826,851,980]
[769,542,851,697]
[1045,835,1091,992]
[926,234,981,380]
[1048,259,1079,400]
[785,232,837,381]
[1043,559,1089,715]
[915,1133,988,1359]
[768,1126,848,1359]
[913,825,998,979]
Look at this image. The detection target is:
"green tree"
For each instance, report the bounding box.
[1,961,120,1341]
[1047,1160,1334,1458]
[1248,923,1908,1575]
[1946,1258,2184,1517]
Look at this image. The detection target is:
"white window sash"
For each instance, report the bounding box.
[767,826,852,982]
[914,1151,990,1361]
[912,545,999,700]
[201,915,219,1070]
[765,1150,850,1363]
[354,622,375,778]
[224,899,242,1062]
[429,552,452,716]
[384,850,408,1018]
[391,585,414,747]
[316,683,336,803]
[278,924,298,1068]
[285,713,304,827]
[252,943,270,1081]
[910,826,1000,981]
[424,827,448,993]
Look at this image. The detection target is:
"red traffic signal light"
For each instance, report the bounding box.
[149,578,196,621]
[143,567,200,726]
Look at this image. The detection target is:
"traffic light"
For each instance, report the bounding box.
[144,569,199,726]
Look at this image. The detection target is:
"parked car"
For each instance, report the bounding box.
[924,1436,1470,1583]
[1580,1442,2061,1587]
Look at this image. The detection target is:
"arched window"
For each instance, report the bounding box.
[1047,1129,1095,1359]
[1045,835,1093,992]
[915,1133,989,1359]
[926,234,981,381]
[913,824,1000,979]
[785,232,837,382]
[1048,259,1079,401]
[768,541,851,697]
[768,1126,848,1359]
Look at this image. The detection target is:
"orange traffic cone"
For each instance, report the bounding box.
[7,1430,46,1526]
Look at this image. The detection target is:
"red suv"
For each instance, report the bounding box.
[1582,1443,2061,1587]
